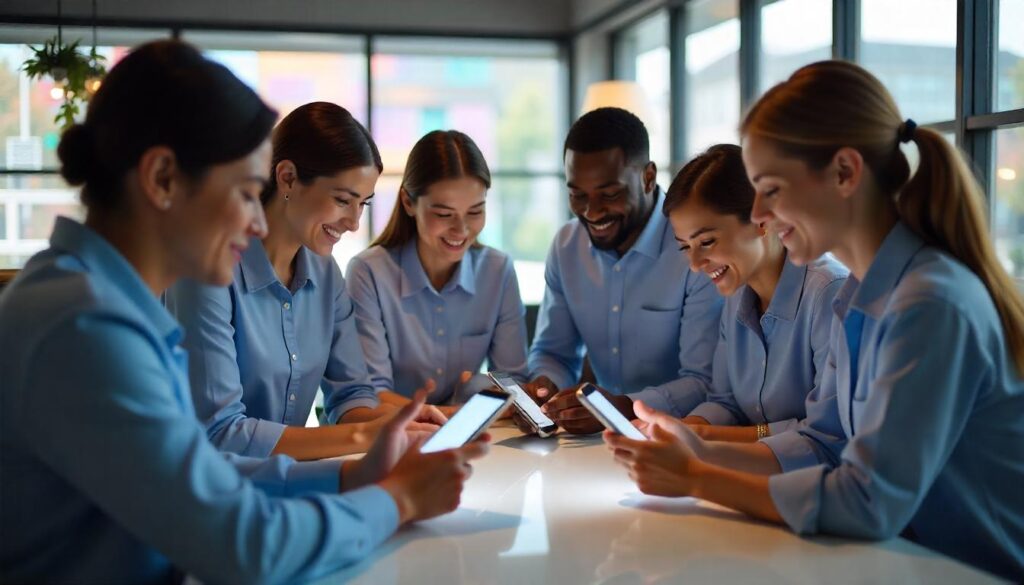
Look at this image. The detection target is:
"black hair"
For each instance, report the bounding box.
[563,107,650,165]
[58,39,277,210]
[663,144,754,222]
[261,101,382,205]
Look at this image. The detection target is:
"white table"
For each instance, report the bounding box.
[318,424,999,584]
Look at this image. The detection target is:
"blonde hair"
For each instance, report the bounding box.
[742,60,1024,375]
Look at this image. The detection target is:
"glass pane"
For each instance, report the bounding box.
[760,0,832,92]
[860,0,956,124]
[371,37,564,175]
[0,26,168,170]
[614,10,670,168]
[997,0,1024,112]
[0,174,78,268]
[368,173,561,305]
[330,203,371,277]
[995,127,1024,282]
[686,0,740,158]
[184,31,367,125]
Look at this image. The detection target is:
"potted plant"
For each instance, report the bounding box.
[22,37,106,129]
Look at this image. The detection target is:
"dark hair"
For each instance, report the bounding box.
[261,101,382,205]
[563,107,650,165]
[372,130,491,249]
[662,144,754,222]
[742,59,1024,375]
[58,40,277,210]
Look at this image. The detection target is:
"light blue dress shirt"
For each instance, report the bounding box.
[346,241,529,404]
[0,218,398,585]
[688,256,848,434]
[528,189,724,416]
[166,238,380,457]
[761,222,1024,580]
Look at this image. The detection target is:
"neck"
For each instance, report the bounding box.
[262,196,303,286]
[746,238,788,314]
[416,239,459,291]
[615,189,657,257]
[831,195,899,281]
[85,209,175,296]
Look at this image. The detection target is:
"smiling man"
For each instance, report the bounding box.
[523,108,723,434]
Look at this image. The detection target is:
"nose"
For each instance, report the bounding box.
[750,190,772,226]
[687,247,707,273]
[249,201,269,239]
[340,204,360,233]
[580,198,606,222]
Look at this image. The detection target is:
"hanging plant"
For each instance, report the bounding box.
[21,37,106,129]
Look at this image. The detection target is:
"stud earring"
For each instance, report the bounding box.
[160,199,171,210]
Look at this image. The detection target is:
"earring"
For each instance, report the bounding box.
[284,194,290,202]
[160,199,172,210]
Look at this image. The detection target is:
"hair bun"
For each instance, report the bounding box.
[57,123,97,186]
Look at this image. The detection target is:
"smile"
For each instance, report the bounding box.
[588,219,615,233]
[323,225,342,242]
[778,227,794,241]
[442,237,466,249]
[708,266,729,281]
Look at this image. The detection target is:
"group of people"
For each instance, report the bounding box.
[0,39,1021,583]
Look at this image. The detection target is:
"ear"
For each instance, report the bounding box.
[642,161,658,195]
[275,160,297,194]
[399,188,416,217]
[136,145,180,211]
[831,147,864,200]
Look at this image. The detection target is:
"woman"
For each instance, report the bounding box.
[346,130,529,411]
[167,102,444,461]
[0,40,486,585]
[665,144,847,442]
[605,60,1024,580]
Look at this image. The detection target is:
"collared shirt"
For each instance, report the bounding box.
[0,218,398,585]
[688,256,847,433]
[346,241,529,404]
[762,222,1024,580]
[165,238,379,458]
[528,189,724,415]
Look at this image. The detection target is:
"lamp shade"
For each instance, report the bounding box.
[580,80,653,124]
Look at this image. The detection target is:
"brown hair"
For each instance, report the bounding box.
[663,144,755,222]
[372,130,491,249]
[261,102,382,205]
[742,60,1024,375]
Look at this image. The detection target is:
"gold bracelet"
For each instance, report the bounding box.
[756,423,770,439]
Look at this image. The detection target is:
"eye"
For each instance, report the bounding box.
[359,200,372,208]
[761,187,780,198]
[603,188,626,201]
[699,239,716,249]
[678,244,690,252]
[468,210,484,216]
[433,213,453,219]
[334,197,352,207]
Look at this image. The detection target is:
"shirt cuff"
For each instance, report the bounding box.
[760,429,822,473]
[768,464,827,534]
[688,402,738,426]
[767,418,801,436]
[285,459,343,496]
[327,396,382,424]
[336,485,401,548]
[247,418,288,458]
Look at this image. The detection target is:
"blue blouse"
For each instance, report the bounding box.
[688,256,848,433]
[346,241,529,404]
[0,218,397,584]
[166,238,379,457]
[762,222,1024,580]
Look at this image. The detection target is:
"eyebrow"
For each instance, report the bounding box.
[565,181,625,190]
[429,201,486,210]
[687,227,716,239]
[333,188,373,200]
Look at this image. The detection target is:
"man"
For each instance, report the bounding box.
[522,107,722,434]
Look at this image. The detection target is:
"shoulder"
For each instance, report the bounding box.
[469,245,514,276]
[890,247,993,321]
[347,245,400,279]
[550,218,587,254]
[803,254,850,289]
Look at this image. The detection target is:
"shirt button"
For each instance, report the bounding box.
[291,353,298,362]
[612,347,619,354]
[436,306,444,313]
[612,305,620,312]
[437,329,445,336]
[436,368,443,375]
[614,265,621,272]
[283,302,290,310]
[289,394,296,401]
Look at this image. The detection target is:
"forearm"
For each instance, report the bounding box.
[699,440,782,475]
[271,423,375,461]
[378,391,411,406]
[693,461,783,524]
[339,404,391,423]
[695,425,760,443]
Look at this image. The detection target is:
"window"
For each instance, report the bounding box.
[995,127,1024,282]
[613,11,670,172]
[686,0,740,158]
[996,0,1024,112]
[859,0,957,124]
[760,0,831,92]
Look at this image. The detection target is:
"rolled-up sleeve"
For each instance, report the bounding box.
[686,315,744,424]
[323,272,380,424]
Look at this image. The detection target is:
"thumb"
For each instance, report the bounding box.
[459,371,473,385]
[420,378,437,396]
[390,389,427,431]
[633,400,661,424]
[650,422,676,443]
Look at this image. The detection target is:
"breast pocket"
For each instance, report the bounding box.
[460,332,492,372]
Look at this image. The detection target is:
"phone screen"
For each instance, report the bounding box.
[421,391,508,453]
[491,374,555,429]
[583,388,647,441]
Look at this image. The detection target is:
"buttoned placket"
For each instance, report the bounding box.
[754,314,777,422]
[277,286,302,424]
[607,254,625,393]
[430,290,450,398]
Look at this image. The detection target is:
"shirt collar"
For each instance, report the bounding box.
[399,239,476,297]
[588,186,667,261]
[49,216,182,345]
[239,238,318,295]
[765,256,805,321]
[847,221,924,319]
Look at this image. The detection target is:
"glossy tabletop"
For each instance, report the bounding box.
[317,423,999,584]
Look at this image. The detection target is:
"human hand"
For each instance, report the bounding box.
[542,385,633,435]
[342,387,432,491]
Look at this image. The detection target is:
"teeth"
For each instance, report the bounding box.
[323,225,341,239]
[709,266,729,280]
[442,237,465,247]
[590,221,613,230]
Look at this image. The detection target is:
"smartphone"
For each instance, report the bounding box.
[576,383,646,441]
[488,372,559,438]
[420,389,513,454]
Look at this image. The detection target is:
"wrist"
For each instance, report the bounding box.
[340,459,365,492]
[611,394,635,419]
[377,478,414,525]
[688,457,718,500]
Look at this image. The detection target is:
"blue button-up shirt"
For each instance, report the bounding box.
[346,241,529,404]
[528,189,723,415]
[689,256,847,433]
[165,239,380,457]
[762,222,1024,580]
[0,218,398,585]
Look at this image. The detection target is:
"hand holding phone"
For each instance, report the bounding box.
[488,372,559,438]
[576,383,646,441]
[420,390,512,453]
